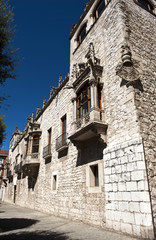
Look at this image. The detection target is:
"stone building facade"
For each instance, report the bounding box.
[3,0,156,239]
[0,150,9,200]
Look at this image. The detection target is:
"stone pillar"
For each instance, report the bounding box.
[93,81,98,109]
[90,82,94,108]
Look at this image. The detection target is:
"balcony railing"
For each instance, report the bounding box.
[22,153,40,166]
[69,108,107,145]
[43,144,52,159]
[56,133,68,152]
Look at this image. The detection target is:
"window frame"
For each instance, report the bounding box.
[51,172,58,192]
[76,83,91,120]
[32,135,40,154]
[48,128,52,145]
[77,23,87,47]
[90,164,99,187]
[61,114,67,145]
[93,0,106,22]
[86,160,103,193]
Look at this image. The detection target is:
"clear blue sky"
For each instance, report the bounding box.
[1,0,87,150]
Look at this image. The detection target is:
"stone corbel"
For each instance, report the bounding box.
[116,43,143,91]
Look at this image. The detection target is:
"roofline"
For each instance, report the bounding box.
[69,0,95,40]
[35,76,69,121]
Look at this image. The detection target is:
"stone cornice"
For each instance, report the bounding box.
[35,76,69,121]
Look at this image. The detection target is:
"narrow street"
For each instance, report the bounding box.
[0,202,140,240]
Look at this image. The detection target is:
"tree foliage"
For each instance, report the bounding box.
[0,0,17,86]
[0,114,6,147]
[0,0,17,146]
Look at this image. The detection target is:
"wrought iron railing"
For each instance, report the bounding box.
[56,133,67,151]
[43,144,52,158]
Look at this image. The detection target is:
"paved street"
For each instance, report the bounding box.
[0,202,139,240]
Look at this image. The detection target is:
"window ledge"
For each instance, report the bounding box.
[88,186,102,193]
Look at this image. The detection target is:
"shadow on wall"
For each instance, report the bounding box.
[0,218,39,232]
[0,231,73,240]
[76,136,106,167]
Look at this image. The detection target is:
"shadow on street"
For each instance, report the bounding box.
[0,218,38,232]
[0,231,72,240]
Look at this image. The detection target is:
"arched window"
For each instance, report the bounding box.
[93,0,106,21]
[76,83,91,120]
[32,135,39,153]
[77,24,87,47]
[137,0,154,12]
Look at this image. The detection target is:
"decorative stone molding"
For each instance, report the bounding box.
[58,74,63,87]
[116,43,142,90]
[43,97,46,108]
[72,43,103,92]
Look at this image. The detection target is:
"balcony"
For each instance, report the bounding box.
[56,133,68,152]
[23,153,40,167]
[43,144,52,159]
[69,108,107,146]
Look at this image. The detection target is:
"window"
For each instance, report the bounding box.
[90,164,99,187]
[93,0,106,21]
[48,128,52,145]
[53,175,57,190]
[137,0,154,12]
[32,135,39,153]
[97,83,102,110]
[52,173,58,191]
[76,83,91,120]
[77,24,87,47]
[86,161,103,193]
[26,139,29,156]
[61,115,66,145]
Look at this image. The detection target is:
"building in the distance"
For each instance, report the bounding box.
[3,0,156,239]
[0,150,9,200]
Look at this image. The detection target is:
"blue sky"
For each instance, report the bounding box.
[1,0,87,150]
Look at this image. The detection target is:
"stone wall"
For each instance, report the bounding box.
[3,0,156,239]
[122,0,156,234]
[104,137,154,238]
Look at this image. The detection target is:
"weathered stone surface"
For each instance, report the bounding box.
[3,0,156,239]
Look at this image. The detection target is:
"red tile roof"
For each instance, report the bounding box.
[0,150,9,155]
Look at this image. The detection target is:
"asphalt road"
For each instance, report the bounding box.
[0,202,140,240]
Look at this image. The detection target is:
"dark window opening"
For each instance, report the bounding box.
[61,115,66,145]
[48,128,52,145]
[94,0,106,21]
[90,164,99,187]
[97,83,102,110]
[53,175,57,190]
[77,24,87,47]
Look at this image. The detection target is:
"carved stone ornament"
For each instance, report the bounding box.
[116,44,141,88]
[72,43,103,90]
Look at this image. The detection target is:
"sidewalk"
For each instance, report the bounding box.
[0,202,140,240]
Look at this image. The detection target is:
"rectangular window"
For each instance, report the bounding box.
[90,164,99,187]
[76,84,91,120]
[61,115,66,145]
[52,175,57,191]
[32,135,39,153]
[48,128,52,145]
